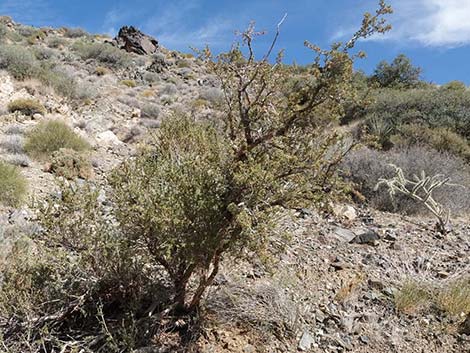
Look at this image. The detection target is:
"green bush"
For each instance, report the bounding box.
[47,36,67,48]
[0,45,39,80]
[24,120,90,159]
[370,54,422,88]
[7,98,46,116]
[0,161,27,207]
[0,23,7,42]
[364,87,470,139]
[0,45,77,98]
[391,124,470,161]
[73,41,131,67]
[37,67,77,98]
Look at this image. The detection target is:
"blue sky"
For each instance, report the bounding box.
[1,0,470,84]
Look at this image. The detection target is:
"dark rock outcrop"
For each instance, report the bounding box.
[113,26,158,55]
[461,313,470,335]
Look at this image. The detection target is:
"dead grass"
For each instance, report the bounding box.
[394,280,431,315]
[437,276,470,317]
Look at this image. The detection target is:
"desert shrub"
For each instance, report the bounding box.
[441,80,467,91]
[140,103,160,119]
[17,25,36,37]
[48,148,93,180]
[0,45,77,97]
[160,83,177,95]
[63,27,88,38]
[38,67,77,98]
[33,47,56,60]
[24,120,90,159]
[0,135,24,154]
[391,124,470,161]
[342,146,470,215]
[0,161,27,206]
[47,36,67,48]
[110,5,392,312]
[73,41,131,67]
[176,58,190,68]
[120,79,137,88]
[0,23,7,41]
[5,124,25,135]
[74,82,98,101]
[143,71,159,83]
[3,154,31,167]
[0,185,151,351]
[94,66,109,76]
[117,95,140,108]
[0,45,39,80]
[364,87,470,140]
[199,87,223,106]
[7,98,46,115]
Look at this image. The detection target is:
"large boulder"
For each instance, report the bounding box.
[113,26,158,55]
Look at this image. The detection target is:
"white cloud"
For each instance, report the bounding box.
[334,0,470,48]
[409,0,470,46]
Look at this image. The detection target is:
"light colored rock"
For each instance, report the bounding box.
[0,71,15,103]
[332,204,357,221]
[97,130,122,146]
[298,330,315,351]
[332,227,356,243]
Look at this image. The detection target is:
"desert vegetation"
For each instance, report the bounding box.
[0,1,468,352]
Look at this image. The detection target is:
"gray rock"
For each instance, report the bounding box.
[298,330,315,351]
[332,227,356,243]
[350,229,380,245]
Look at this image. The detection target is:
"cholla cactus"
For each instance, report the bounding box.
[375,164,451,233]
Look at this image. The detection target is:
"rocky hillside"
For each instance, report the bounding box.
[0,15,469,353]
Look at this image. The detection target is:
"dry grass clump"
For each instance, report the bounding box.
[24,120,91,159]
[437,276,470,317]
[120,79,137,88]
[206,279,302,339]
[395,275,470,320]
[7,98,46,116]
[94,66,109,76]
[394,280,432,315]
[0,161,27,207]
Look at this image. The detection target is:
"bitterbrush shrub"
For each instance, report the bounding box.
[24,120,90,159]
[0,161,27,207]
